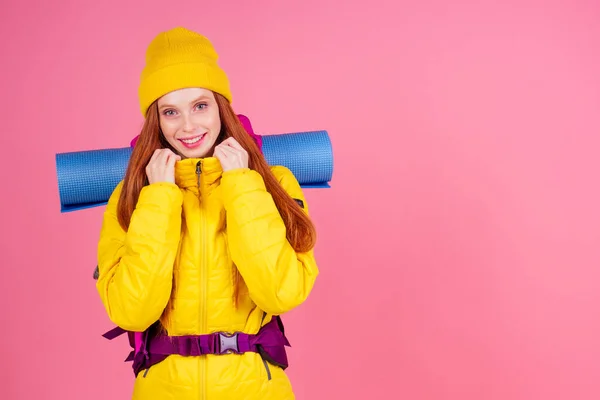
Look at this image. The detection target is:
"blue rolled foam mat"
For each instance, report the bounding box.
[262,130,333,189]
[56,130,333,212]
[56,147,133,212]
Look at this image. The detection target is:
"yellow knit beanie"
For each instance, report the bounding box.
[138,27,232,117]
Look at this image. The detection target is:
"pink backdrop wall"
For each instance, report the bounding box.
[1,1,600,399]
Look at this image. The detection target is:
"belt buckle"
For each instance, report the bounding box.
[217,332,239,354]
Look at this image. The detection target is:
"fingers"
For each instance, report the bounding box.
[213,146,225,159]
[149,148,162,164]
[214,139,249,172]
[221,137,241,148]
[215,138,246,156]
[151,149,178,165]
[146,148,180,184]
[218,144,237,158]
[158,148,174,164]
[221,137,247,153]
[154,149,167,167]
[166,151,180,169]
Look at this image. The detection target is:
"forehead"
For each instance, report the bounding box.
[158,87,214,105]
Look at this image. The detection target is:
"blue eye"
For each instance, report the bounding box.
[195,103,207,110]
[163,109,176,116]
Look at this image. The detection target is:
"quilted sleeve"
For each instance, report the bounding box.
[220,166,319,315]
[96,181,183,331]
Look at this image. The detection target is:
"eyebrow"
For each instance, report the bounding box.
[158,96,211,110]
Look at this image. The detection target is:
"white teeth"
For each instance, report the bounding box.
[181,136,202,144]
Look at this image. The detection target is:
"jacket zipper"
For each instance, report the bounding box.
[196,161,207,400]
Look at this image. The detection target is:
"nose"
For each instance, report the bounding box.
[182,114,195,133]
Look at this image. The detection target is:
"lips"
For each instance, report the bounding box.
[179,133,206,149]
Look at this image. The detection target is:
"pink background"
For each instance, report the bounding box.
[1,0,600,399]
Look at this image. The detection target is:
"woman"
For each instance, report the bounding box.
[96,26,319,399]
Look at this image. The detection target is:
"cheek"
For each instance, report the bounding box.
[211,120,221,135]
[209,112,221,134]
[192,113,221,135]
[159,119,177,139]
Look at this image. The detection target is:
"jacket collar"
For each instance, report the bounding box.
[175,157,223,190]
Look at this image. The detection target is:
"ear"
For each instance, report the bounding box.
[237,114,263,153]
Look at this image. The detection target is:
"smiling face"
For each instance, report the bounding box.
[157,87,222,159]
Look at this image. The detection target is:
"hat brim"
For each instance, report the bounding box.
[138,61,232,117]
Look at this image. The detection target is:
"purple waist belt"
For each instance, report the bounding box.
[103,316,291,377]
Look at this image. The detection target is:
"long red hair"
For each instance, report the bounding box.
[117,92,316,305]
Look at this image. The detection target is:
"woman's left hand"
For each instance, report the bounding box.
[213,137,249,172]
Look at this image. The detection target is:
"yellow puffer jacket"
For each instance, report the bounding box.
[96,157,319,400]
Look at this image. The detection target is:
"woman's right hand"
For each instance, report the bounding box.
[146,149,181,184]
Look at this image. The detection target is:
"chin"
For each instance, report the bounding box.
[179,150,206,159]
